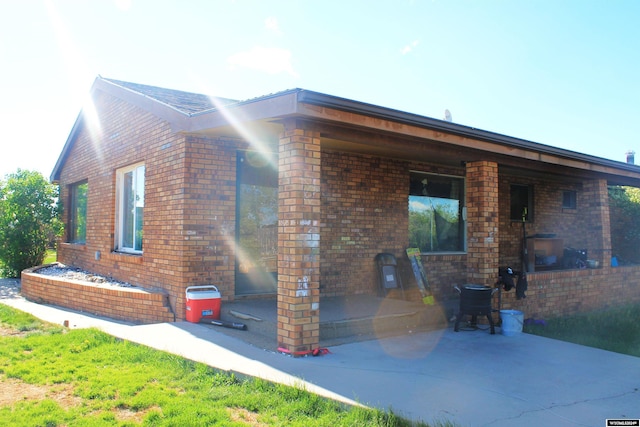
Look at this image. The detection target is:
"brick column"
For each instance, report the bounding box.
[277,121,321,356]
[583,179,611,267]
[466,161,499,285]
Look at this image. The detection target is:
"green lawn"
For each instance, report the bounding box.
[44,249,57,265]
[4,252,635,425]
[523,303,640,357]
[0,304,445,427]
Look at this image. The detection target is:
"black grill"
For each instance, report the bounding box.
[454,285,496,334]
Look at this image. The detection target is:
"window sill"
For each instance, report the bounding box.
[108,251,143,264]
[421,251,467,256]
[60,242,86,250]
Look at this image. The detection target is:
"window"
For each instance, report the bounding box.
[562,190,577,209]
[409,172,465,252]
[510,184,533,221]
[116,163,145,253]
[68,181,87,244]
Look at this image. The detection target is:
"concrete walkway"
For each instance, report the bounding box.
[1,279,639,426]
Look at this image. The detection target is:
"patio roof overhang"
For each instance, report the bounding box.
[182,89,640,186]
[52,78,640,187]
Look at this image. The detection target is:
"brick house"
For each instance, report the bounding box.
[22,76,640,354]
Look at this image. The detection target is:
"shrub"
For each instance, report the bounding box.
[609,185,640,264]
[0,169,61,277]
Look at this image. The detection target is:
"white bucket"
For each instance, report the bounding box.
[500,310,524,336]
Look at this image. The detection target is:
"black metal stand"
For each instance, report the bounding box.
[453,285,496,334]
[454,310,495,334]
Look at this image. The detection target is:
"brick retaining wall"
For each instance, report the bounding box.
[19,263,640,325]
[21,266,175,324]
[500,266,640,319]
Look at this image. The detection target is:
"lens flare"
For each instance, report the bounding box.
[206,95,277,169]
[44,0,103,161]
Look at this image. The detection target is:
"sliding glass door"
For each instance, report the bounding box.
[235,151,278,296]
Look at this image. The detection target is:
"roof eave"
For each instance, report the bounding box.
[295,89,640,177]
[50,111,84,183]
[51,76,196,182]
[182,89,302,133]
[96,77,192,130]
[52,79,640,186]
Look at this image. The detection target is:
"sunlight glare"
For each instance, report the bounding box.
[114,0,132,11]
[80,94,105,164]
[228,46,298,77]
[44,0,92,102]
[188,76,278,169]
[44,0,103,162]
[212,97,276,168]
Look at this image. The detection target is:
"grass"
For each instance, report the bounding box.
[0,305,449,427]
[523,303,640,357]
[43,249,57,265]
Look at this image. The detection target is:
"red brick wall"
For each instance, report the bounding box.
[466,161,499,285]
[56,89,254,320]
[57,89,190,316]
[277,126,322,353]
[174,136,244,311]
[52,90,637,325]
[320,150,407,295]
[501,267,640,318]
[498,172,588,268]
[21,267,174,324]
[494,174,640,318]
[410,254,468,301]
[320,150,469,300]
[319,153,639,318]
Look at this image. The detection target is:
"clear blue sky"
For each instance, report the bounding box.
[2,0,639,180]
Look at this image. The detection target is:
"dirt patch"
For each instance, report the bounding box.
[227,407,269,426]
[0,324,25,337]
[0,377,161,422]
[0,377,81,408]
[0,315,79,408]
[113,405,163,423]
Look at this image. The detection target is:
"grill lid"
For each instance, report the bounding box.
[462,284,492,291]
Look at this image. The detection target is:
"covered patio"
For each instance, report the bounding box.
[192,294,454,354]
[43,78,640,356]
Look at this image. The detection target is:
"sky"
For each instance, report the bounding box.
[1,0,639,181]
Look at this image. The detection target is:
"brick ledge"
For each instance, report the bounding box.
[20,265,175,324]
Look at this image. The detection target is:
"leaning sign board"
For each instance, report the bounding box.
[406,248,435,305]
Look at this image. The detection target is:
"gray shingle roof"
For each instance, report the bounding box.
[102,78,238,115]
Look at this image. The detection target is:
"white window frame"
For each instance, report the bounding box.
[115,163,145,254]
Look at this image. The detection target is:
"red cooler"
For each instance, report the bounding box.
[185,285,221,323]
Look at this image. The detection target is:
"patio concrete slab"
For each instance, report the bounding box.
[215,295,453,351]
[2,279,639,426]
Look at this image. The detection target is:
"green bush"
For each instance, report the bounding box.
[0,169,61,277]
[609,185,640,264]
